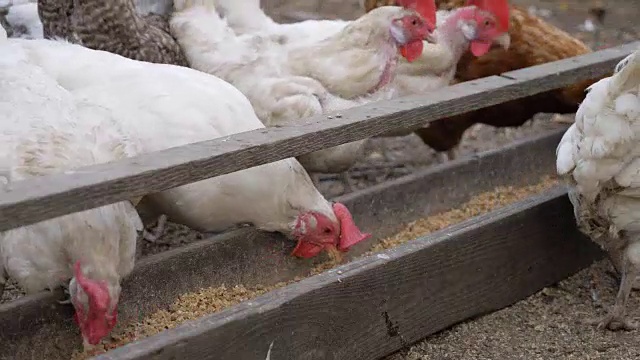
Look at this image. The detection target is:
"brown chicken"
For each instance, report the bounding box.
[363,0,600,158]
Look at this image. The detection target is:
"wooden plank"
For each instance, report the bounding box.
[0,43,635,232]
[92,188,603,360]
[0,129,566,360]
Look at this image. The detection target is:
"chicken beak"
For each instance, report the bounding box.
[493,32,511,50]
[424,31,437,44]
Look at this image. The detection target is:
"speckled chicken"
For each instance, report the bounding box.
[364,0,598,159]
[37,0,188,65]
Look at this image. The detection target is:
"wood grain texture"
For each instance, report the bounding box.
[0,129,565,360]
[1,43,636,232]
[93,188,603,360]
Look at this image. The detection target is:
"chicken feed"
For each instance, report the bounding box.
[73,176,559,358]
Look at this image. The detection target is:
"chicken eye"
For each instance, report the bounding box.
[323,227,333,234]
[484,19,491,26]
[411,19,418,26]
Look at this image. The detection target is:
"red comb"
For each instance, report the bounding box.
[74,260,110,311]
[333,202,371,251]
[467,0,510,32]
[397,0,437,27]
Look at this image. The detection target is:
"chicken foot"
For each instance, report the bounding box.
[142,214,168,243]
[497,127,516,139]
[340,172,356,194]
[0,168,12,191]
[588,241,640,331]
[606,241,640,290]
[435,149,458,164]
[311,173,355,195]
[0,267,6,300]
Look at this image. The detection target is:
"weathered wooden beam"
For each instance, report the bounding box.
[92,188,603,360]
[0,129,566,360]
[0,43,636,232]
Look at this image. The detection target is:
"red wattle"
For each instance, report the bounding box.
[399,40,423,62]
[291,239,324,258]
[470,40,492,57]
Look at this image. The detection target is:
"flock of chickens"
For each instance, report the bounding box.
[0,0,639,354]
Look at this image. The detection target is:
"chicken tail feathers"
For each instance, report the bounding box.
[609,50,640,96]
[212,0,277,34]
[556,124,578,176]
[173,0,216,12]
[171,0,239,56]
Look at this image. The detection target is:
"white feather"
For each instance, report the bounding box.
[0,38,141,296]
[556,49,640,242]
[10,36,336,236]
[169,3,411,174]
[4,3,43,39]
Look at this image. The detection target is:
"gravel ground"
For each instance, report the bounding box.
[386,260,640,360]
[4,1,640,358]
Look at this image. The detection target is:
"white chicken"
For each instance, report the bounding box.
[2,23,371,345]
[556,49,640,331]
[10,28,370,258]
[169,0,436,191]
[390,0,511,97]
[213,0,510,162]
[214,0,508,97]
[0,27,142,349]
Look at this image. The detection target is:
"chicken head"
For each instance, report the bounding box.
[291,202,371,258]
[70,261,119,349]
[393,0,437,62]
[465,0,511,56]
[397,0,437,26]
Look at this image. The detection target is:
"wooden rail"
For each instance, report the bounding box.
[0,42,637,232]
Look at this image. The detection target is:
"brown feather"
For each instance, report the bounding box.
[364,1,607,152]
[37,0,189,66]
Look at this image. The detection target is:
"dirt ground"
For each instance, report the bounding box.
[386,260,640,360]
[3,0,640,358]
